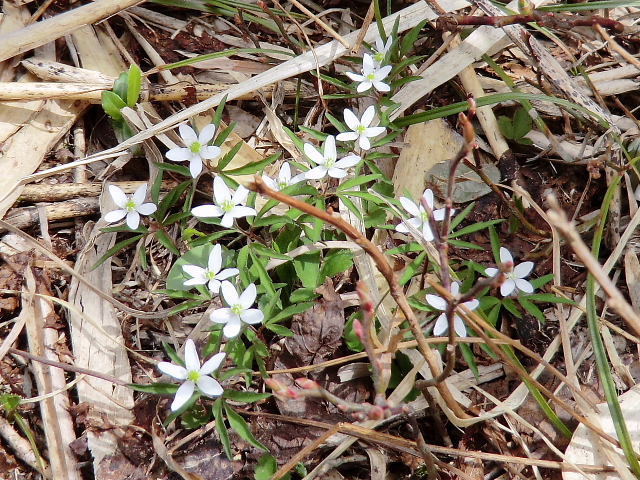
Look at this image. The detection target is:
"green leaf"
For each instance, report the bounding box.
[128,382,179,395]
[223,152,281,176]
[265,323,294,336]
[336,174,382,192]
[91,235,143,270]
[319,249,353,279]
[255,454,285,480]
[153,161,192,177]
[290,288,319,303]
[266,301,314,325]
[399,251,426,286]
[224,401,268,451]
[213,398,233,459]
[502,297,522,318]
[156,179,192,222]
[518,297,546,323]
[250,242,291,261]
[223,391,271,403]
[168,299,207,315]
[488,225,502,264]
[523,293,576,305]
[400,19,429,57]
[212,94,228,127]
[497,115,515,139]
[293,251,321,288]
[127,64,142,108]
[530,274,554,288]
[155,229,180,256]
[249,248,276,297]
[337,194,363,221]
[512,108,533,139]
[217,141,243,171]
[450,219,503,238]
[101,91,126,122]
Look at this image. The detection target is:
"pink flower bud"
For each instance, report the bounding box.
[353,319,364,341]
[295,378,320,390]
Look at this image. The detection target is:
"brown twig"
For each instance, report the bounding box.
[247,175,469,419]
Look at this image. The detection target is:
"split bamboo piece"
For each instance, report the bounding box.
[0,0,146,63]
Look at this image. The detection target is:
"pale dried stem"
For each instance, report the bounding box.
[546,194,640,338]
[247,175,469,419]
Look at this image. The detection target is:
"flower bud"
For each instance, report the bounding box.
[295,378,320,390]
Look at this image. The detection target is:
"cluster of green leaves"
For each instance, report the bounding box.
[101,64,142,146]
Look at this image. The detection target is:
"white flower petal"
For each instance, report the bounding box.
[223,319,242,338]
[395,222,409,233]
[108,185,128,208]
[334,155,360,169]
[361,105,376,127]
[365,126,386,137]
[422,189,435,209]
[171,381,195,411]
[500,279,516,296]
[217,268,239,280]
[420,223,435,241]
[158,362,187,380]
[198,123,216,144]
[209,244,222,272]
[219,213,234,228]
[192,204,224,218]
[213,176,231,205]
[484,267,499,277]
[345,72,365,82]
[221,281,240,306]
[132,183,148,206]
[432,314,448,336]
[323,135,337,161]
[183,264,206,279]
[137,203,157,215]
[279,163,292,183]
[358,136,371,151]
[241,308,264,325]
[104,209,127,223]
[229,205,256,219]
[356,82,373,93]
[239,283,257,308]
[453,316,467,337]
[189,157,203,177]
[362,53,374,73]
[166,148,193,162]
[209,307,236,324]
[399,197,420,217]
[336,132,359,142]
[199,352,226,375]
[184,277,207,286]
[327,167,348,179]
[450,283,460,295]
[377,65,392,78]
[208,279,222,293]
[126,211,140,229]
[303,143,325,165]
[183,339,200,372]
[426,294,447,311]
[464,299,480,311]
[515,279,534,294]
[200,145,221,160]
[514,261,534,279]
[343,108,360,130]
[197,376,223,397]
[304,166,328,180]
[179,124,198,143]
[499,247,513,264]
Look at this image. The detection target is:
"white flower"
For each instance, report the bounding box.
[426,283,478,338]
[372,36,393,65]
[336,106,386,150]
[166,123,222,178]
[262,162,306,191]
[485,247,535,296]
[182,244,239,294]
[345,53,392,93]
[395,189,453,241]
[210,282,264,338]
[303,135,360,180]
[192,176,257,228]
[104,183,157,230]
[157,339,225,411]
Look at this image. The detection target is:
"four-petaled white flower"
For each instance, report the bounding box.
[104,183,157,230]
[262,162,306,191]
[346,53,392,93]
[166,123,222,178]
[372,36,393,65]
[157,339,225,412]
[303,135,360,180]
[192,176,257,228]
[182,244,239,294]
[426,282,478,338]
[395,189,453,241]
[210,282,264,338]
[484,247,535,296]
[336,106,386,151]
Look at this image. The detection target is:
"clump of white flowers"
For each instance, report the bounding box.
[346,53,392,93]
[425,283,478,338]
[210,282,264,338]
[192,176,257,228]
[336,106,386,151]
[485,247,535,296]
[395,189,452,241]
[182,244,239,294]
[303,135,360,180]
